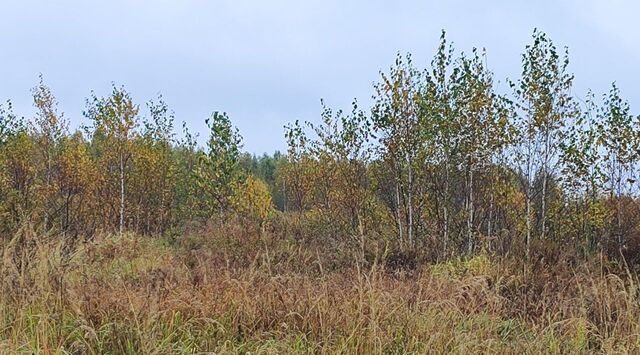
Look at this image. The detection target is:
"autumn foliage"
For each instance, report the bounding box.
[2,30,640,353]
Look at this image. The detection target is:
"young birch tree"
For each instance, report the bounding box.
[31,76,68,230]
[372,53,424,250]
[597,83,637,251]
[85,85,139,234]
[511,30,577,258]
[454,49,513,254]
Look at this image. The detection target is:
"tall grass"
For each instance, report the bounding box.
[2,228,640,354]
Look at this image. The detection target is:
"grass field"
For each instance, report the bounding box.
[2,225,640,354]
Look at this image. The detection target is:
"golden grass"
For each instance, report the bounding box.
[2,229,640,354]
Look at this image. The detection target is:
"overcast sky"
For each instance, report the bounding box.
[1,0,638,153]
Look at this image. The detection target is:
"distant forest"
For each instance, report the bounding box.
[1,29,639,264]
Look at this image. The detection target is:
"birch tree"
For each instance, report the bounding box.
[372,53,424,249]
[597,83,637,250]
[511,29,577,258]
[85,85,139,234]
[454,49,513,254]
[31,76,68,230]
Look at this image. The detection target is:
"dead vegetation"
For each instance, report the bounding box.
[2,225,640,354]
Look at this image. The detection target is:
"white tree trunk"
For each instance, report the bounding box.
[467,166,474,255]
[443,159,450,257]
[119,153,125,235]
[395,168,404,249]
[407,158,414,248]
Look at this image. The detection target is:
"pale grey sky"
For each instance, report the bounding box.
[1,0,638,153]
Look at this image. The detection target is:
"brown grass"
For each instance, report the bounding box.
[2,227,640,354]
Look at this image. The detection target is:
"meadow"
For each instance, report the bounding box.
[2,220,640,354]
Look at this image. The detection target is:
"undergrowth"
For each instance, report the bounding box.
[1,228,640,354]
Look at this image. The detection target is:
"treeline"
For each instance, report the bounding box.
[0,80,272,239]
[2,30,640,264]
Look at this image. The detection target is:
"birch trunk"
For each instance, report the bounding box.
[119,153,125,235]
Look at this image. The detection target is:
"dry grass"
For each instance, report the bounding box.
[2,227,640,354]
